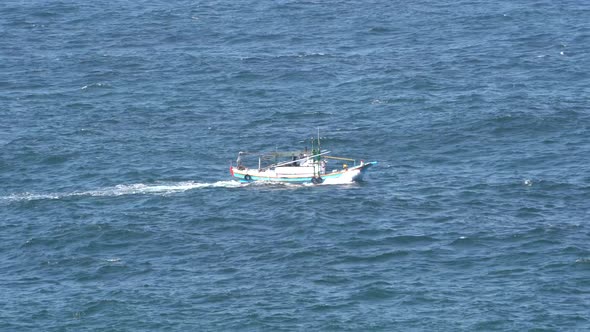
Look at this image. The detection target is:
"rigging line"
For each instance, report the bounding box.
[263,151,330,170]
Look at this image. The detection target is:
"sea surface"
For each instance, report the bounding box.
[1,0,589,330]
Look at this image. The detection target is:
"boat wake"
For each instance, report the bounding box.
[1,181,242,202]
[1,177,359,203]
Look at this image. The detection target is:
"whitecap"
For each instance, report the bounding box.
[105,258,121,263]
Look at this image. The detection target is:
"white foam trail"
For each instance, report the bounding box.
[1,177,361,202]
[83,181,242,196]
[1,181,243,202]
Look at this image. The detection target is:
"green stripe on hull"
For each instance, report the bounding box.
[234,171,353,183]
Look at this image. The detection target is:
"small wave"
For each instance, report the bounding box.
[239,52,327,62]
[371,98,389,105]
[1,181,242,202]
[80,82,111,90]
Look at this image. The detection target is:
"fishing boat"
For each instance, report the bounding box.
[229,135,376,184]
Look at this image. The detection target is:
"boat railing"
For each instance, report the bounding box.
[233,151,358,170]
[324,156,357,167]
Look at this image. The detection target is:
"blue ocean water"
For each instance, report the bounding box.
[1,0,590,330]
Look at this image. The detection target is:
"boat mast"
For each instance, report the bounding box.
[316,127,321,176]
[310,135,316,177]
[317,127,321,153]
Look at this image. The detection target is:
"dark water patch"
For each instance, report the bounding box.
[486,267,529,278]
[343,235,437,249]
[312,274,351,286]
[350,283,398,301]
[308,302,355,314]
[367,26,394,34]
[519,238,561,250]
[334,250,410,265]
[449,236,480,248]
[282,248,323,261]
[41,153,79,165]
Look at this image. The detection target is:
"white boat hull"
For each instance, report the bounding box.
[230,161,376,184]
